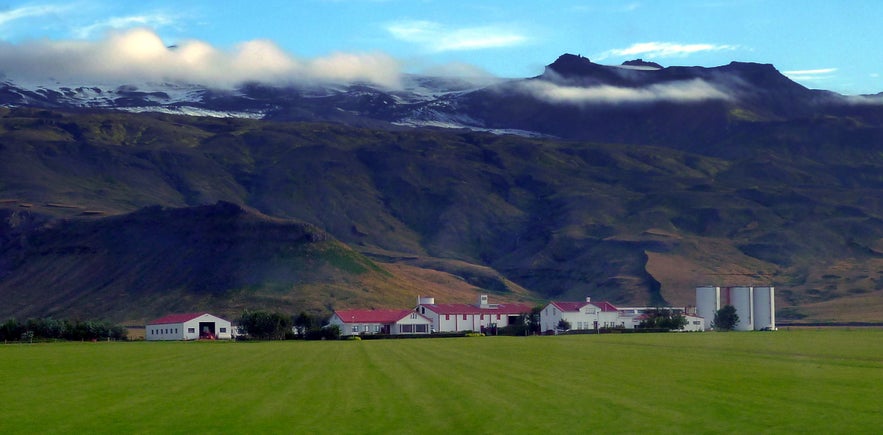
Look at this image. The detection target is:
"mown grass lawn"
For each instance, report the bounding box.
[1,329,880,434]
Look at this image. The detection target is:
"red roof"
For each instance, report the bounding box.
[550,301,591,312]
[334,309,427,324]
[419,303,533,316]
[594,301,619,312]
[148,313,210,325]
[549,301,620,313]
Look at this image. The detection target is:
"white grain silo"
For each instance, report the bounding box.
[695,286,720,330]
[752,286,776,330]
[730,286,754,331]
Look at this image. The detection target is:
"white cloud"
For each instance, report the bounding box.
[596,42,738,60]
[0,28,403,88]
[516,79,733,105]
[0,4,70,26]
[386,20,527,52]
[783,68,838,81]
[73,13,180,39]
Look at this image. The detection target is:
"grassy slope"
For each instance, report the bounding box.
[0,330,879,433]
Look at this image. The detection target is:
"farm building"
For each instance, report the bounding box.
[146,313,232,341]
[540,298,623,333]
[329,309,434,336]
[541,299,705,333]
[696,286,776,331]
[415,295,533,333]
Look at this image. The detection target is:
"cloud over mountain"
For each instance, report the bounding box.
[0,28,403,88]
[596,42,738,60]
[516,78,733,104]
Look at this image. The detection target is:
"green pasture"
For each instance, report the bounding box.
[1,329,880,434]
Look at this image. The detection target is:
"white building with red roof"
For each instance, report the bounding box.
[540,298,623,333]
[329,309,433,336]
[415,295,533,333]
[146,313,232,341]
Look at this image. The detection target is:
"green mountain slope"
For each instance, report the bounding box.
[1,108,882,322]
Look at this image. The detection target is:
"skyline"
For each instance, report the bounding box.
[0,0,880,94]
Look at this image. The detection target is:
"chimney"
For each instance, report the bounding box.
[478,294,489,308]
[586,297,591,303]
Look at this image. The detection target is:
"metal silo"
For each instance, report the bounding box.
[752,286,776,330]
[695,286,720,330]
[731,286,754,331]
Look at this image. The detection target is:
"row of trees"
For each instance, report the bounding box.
[237,310,339,340]
[0,318,127,342]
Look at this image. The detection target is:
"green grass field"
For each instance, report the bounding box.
[1,330,880,434]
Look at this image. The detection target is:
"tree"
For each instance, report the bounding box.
[526,305,543,335]
[0,318,23,341]
[639,308,688,331]
[557,319,571,332]
[239,310,292,340]
[713,305,739,331]
[293,311,318,336]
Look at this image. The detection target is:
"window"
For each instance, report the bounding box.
[364,325,369,332]
[401,324,414,333]
[445,314,450,320]
[373,325,380,332]
[188,328,195,333]
[415,324,427,333]
[463,314,467,320]
[496,314,500,320]
[220,328,227,333]
[480,314,484,320]
[410,313,417,319]
[352,325,359,332]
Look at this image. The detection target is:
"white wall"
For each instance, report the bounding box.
[146,323,184,341]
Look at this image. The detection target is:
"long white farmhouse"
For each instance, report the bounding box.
[146,313,232,341]
[540,298,623,333]
[415,295,533,333]
[330,309,434,336]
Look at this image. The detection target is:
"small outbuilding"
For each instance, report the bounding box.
[146,313,233,341]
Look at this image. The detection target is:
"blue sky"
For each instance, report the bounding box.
[0,0,880,94]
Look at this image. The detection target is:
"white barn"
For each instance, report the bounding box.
[330,309,434,336]
[540,299,623,333]
[146,313,233,341]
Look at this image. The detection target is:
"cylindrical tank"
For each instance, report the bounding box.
[752,286,775,330]
[730,286,754,331]
[695,286,720,330]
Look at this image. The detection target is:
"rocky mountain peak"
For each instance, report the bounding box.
[543,53,609,78]
[621,58,663,69]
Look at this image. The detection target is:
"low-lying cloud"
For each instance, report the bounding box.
[517,79,733,105]
[0,28,403,88]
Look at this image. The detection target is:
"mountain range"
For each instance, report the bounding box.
[1,54,882,323]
